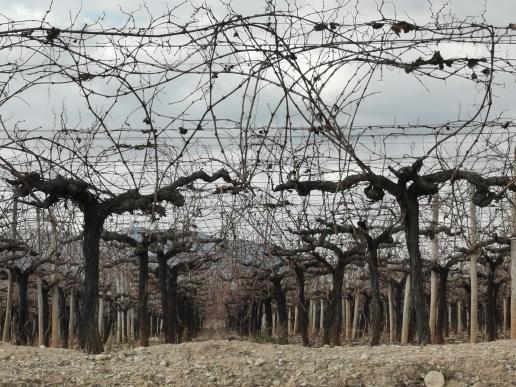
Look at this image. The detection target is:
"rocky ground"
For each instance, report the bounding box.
[0,339,514,386]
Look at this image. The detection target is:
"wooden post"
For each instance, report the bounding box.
[308,300,314,335]
[126,309,130,340]
[36,210,44,347]
[293,304,299,334]
[271,304,277,336]
[122,309,126,342]
[319,299,324,333]
[469,184,478,343]
[457,300,463,333]
[117,309,122,343]
[401,275,412,344]
[351,292,360,340]
[429,194,439,343]
[98,296,104,339]
[447,303,453,336]
[511,146,516,339]
[388,283,395,343]
[345,297,352,340]
[3,195,18,343]
[69,289,75,348]
[37,277,44,346]
[51,286,61,347]
[49,208,61,348]
[2,269,12,342]
[130,308,135,340]
[287,307,292,335]
[341,296,346,336]
[503,297,508,334]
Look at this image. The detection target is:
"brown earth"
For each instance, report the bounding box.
[0,339,514,386]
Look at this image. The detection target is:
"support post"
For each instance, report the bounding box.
[69,289,75,348]
[98,296,104,339]
[2,269,12,342]
[345,297,352,340]
[511,147,516,339]
[401,275,412,345]
[457,300,463,333]
[429,194,439,343]
[351,292,360,340]
[388,283,395,343]
[469,184,479,343]
[37,277,44,346]
[319,299,325,333]
[51,286,61,347]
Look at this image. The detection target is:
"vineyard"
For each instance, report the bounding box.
[0,1,515,385]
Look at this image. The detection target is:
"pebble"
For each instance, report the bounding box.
[0,340,513,386]
[424,370,445,387]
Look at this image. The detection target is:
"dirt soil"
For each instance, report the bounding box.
[0,339,514,386]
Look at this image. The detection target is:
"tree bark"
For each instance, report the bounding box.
[457,300,463,333]
[388,283,394,343]
[469,186,478,343]
[485,261,498,341]
[37,277,44,346]
[69,289,75,348]
[393,281,404,342]
[511,147,516,339]
[137,249,150,347]
[272,279,288,344]
[402,193,429,345]
[366,248,382,346]
[58,287,68,348]
[78,208,104,354]
[429,194,439,344]
[293,267,309,346]
[502,297,508,334]
[51,286,61,348]
[167,270,179,343]
[264,298,273,337]
[323,266,344,346]
[435,268,448,344]
[158,253,179,344]
[14,270,30,345]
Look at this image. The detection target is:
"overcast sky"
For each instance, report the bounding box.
[0,0,514,242]
[1,0,515,176]
[4,0,516,25]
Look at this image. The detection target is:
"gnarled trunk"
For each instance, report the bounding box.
[367,248,382,346]
[264,298,273,337]
[137,249,150,346]
[486,261,498,341]
[14,270,31,345]
[294,267,309,346]
[271,278,288,344]
[323,265,344,346]
[79,208,104,354]
[402,193,429,344]
[435,267,448,344]
[158,254,178,344]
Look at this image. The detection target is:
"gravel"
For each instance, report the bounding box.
[0,339,514,386]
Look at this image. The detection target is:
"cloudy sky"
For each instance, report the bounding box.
[0,0,514,241]
[1,0,515,180]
